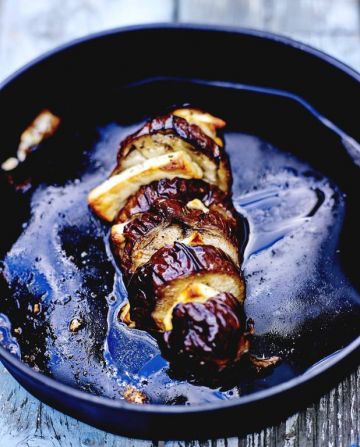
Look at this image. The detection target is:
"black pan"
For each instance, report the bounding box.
[0,24,359,440]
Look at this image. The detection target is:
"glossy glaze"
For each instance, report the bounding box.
[0,74,359,410]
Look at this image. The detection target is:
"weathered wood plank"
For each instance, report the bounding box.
[164,368,360,446]
[178,0,268,28]
[0,0,175,82]
[0,364,156,446]
[266,0,360,34]
[178,0,359,32]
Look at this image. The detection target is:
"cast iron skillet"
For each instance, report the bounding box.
[0,25,360,440]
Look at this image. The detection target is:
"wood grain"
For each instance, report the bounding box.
[0,0,175,82]
[3,363,356,446]
[164,368,360,446]
[0,365,156,446]
[0,0,359,445]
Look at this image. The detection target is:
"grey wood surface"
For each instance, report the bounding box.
[0,1,359,446]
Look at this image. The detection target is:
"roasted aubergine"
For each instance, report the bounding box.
[111,197,245,277]
[88,108,279,380]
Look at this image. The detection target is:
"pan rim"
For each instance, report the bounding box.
[0,23,359,416]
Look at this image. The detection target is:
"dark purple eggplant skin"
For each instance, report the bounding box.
[116,198,244,275]
[117,114,223,166]
[127,243,242,331]
[114,210,163,277]
[115,178,235,223]
[159,293,250,374]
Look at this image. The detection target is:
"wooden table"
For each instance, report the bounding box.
[0,1,359,445]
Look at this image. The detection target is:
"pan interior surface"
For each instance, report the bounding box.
[0,77,359,407]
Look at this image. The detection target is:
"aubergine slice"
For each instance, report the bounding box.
[88,151,203,222]
[127,242,245,332]
[114,113,231,192]
[172,108,226,147]
[160,294,280,377]
[159,292,250,372]
[111,198,243,276]
[115,177,237,223]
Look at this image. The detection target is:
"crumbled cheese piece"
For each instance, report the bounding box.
[118,302,136,328]
[69,318,83,332]
[186,199,209,213]
[1,157,19,171]
[17,109,60,162]
[33,303,41,315]
[123,385,147,404]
